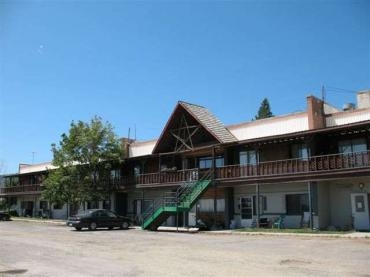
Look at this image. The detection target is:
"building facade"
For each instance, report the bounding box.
[1,91,370,231]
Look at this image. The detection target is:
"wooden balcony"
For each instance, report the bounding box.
[2,151,369,194]
[0,184,42,196]
[135,168,201,186]
[136,151,370,185]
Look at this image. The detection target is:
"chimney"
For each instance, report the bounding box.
[357,90,370,109]
[121,138,134,159]
[307,95,325,130]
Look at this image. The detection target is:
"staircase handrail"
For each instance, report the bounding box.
[141,168,213,229]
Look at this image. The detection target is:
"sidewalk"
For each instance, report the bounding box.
[11,217,66,225]
[10,217,370,238]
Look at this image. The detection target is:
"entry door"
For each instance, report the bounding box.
[351,193,370,230]
[115,193,128,216]
[240,197,253,227]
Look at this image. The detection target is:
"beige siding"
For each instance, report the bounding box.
[129,140,156,158]
[233,183,308,228]
[228,113,309,141]
[326,109,370,127]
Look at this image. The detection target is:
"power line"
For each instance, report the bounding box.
[325,86,357,94]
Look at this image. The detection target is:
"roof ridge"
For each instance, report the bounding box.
[178,101,205,109]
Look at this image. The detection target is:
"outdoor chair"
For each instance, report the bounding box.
[301,211,310,228]
[272,215,285,229]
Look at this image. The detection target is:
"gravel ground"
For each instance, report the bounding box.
[0,220,369,277]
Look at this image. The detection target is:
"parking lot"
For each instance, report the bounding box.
[0,220,369,277]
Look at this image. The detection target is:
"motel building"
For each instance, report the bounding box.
[1,91,370,231]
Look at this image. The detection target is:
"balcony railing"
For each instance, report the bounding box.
[1,151,369,194]
[0,184,42,195]
[135,168,201,185]
[136,151,370,184]
[216,150,370,179]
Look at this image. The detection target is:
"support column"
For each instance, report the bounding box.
[308,181,313,230]
[212,147,217,229]
[256,184,260,228]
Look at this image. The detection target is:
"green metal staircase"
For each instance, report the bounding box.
[142,171,212,231]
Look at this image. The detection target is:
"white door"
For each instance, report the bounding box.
[351,193,370,230]
[240,197,253,227]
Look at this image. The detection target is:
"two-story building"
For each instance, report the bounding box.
[1,91,370,231]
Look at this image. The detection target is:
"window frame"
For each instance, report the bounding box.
[285,193,309,215]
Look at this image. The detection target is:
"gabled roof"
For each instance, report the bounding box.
[179,101,237,143]
[152,101,237,154]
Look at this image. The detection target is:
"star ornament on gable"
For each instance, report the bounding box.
[170,114,200,152]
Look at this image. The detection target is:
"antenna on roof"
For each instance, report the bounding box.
[321,85,326,102]
[32,152,36,164]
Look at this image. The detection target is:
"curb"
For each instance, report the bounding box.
[11,217,66,225]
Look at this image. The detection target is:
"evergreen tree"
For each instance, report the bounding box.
[255,98,274,120]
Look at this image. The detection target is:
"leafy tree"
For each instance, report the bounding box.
[255,98,274,120]
[43,116,123,216]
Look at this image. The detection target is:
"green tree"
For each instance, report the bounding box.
[43,116,123,216]
[255,98,274,120]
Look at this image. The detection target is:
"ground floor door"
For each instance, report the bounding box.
[351,193,370,230]
[115,193,128,216]
[240,196,253,227]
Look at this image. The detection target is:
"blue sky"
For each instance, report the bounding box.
[0,0,369,174]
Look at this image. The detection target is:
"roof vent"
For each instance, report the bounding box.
[342,103,355,111]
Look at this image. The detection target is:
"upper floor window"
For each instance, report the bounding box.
[338,138,367,154]
[199,156,224,169]
[134,165,141,176]
[110,169,121,179]
[240,150,258,165]
[291,144,310,160]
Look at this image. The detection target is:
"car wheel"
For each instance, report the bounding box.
[120,221,129,230]
[89,222,97,231]
[75,227,82,231]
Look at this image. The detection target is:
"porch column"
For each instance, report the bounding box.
[256,184,260,228]
[158,155,161,182]
[308,181,313,230]
[212,147,217,228]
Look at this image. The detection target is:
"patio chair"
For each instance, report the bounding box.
[301,212,310,228]
[272,215,285,229]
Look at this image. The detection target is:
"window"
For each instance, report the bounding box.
[8,197,17,206]
[199,156,224,169]
[134,165,141,176]
[53,202,63,210]
[87,201,98,209]
[110,169,121,179]
[107,211,117,218]
[39,201,48,210]
[240,150,258,165]
[338,138,367,154]
[286,194,309,215]
[291,144,310,160]
[198,199,225,212]
[103,200,111,210]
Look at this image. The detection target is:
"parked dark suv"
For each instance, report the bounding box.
[66,209,131,231]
